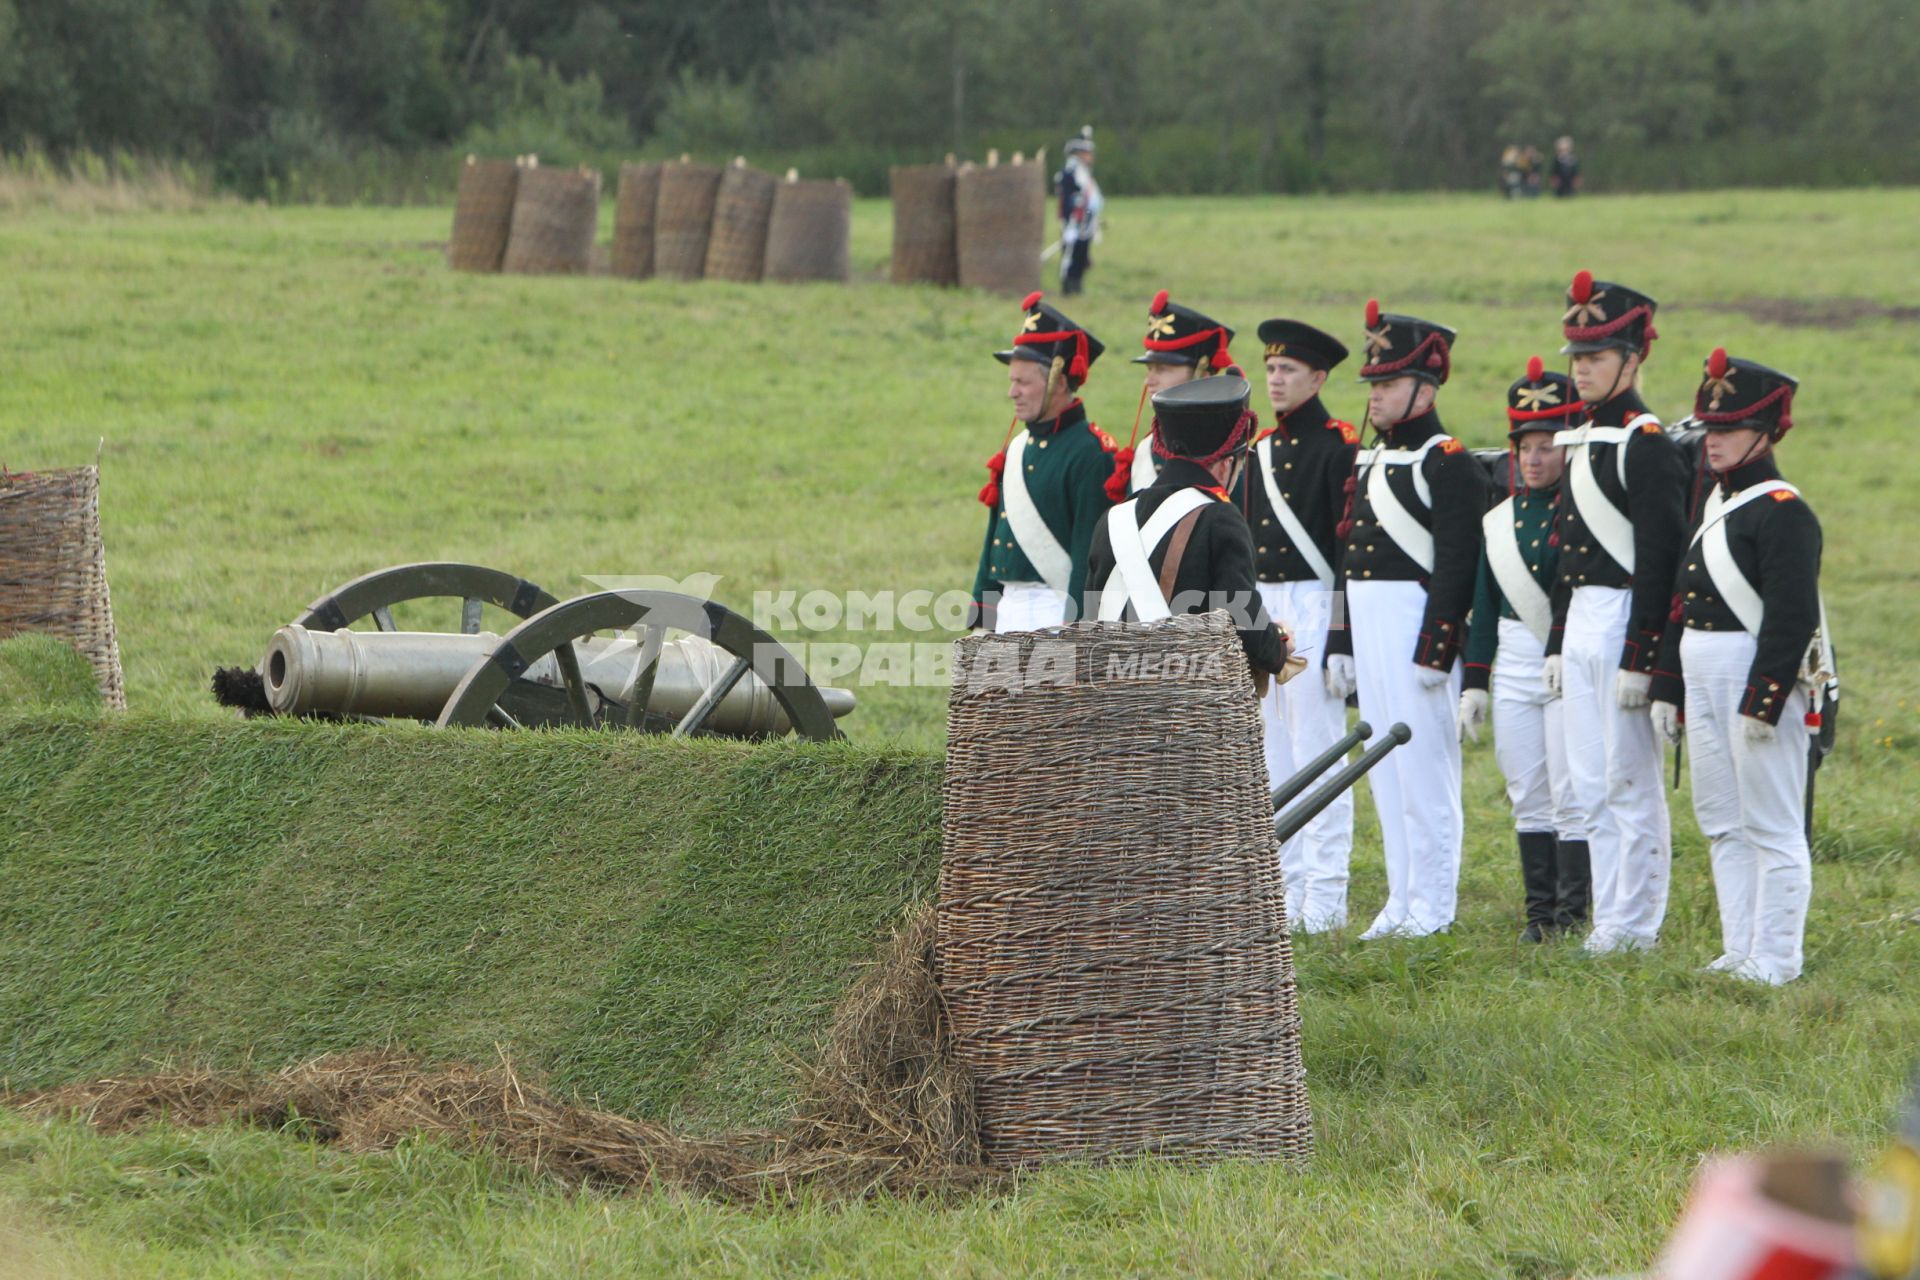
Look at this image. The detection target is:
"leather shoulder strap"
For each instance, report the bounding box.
[1157,506,1206,603]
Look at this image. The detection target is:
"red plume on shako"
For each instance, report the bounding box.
[1527,354,1545,382]
[1570,269,1594,304]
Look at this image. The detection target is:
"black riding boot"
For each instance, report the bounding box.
[1554,837,1592,932]
[1518,830,1558,942]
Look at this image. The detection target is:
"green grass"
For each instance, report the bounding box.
[3,189,1920,1276]
[0,636,101,714]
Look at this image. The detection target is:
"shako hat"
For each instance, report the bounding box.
[994,291,1105,384]
[1150,374,1255,462]
[1134,289,1236,370]
[1693,346,1798,440]
[1357,298,1455,385]
[1256,318,1349,372]
[1559,270,1658,357]
[1506,355,1581,437]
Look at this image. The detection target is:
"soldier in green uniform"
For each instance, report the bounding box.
[1458,357,1588,941]
[969,291,1121,632]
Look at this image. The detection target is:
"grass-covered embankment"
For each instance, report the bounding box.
[0,714,939,1131]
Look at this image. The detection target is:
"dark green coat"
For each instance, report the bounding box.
[969,401,1117,628]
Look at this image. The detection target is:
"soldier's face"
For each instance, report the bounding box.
[1143,361,1197,396]
[1516,432,1567,489]
[1007,360,1049,420]
[1366,375,1431,425]
[1703,426,1770,473]
[1265,356,1327,416]
[1570,349,1635,402]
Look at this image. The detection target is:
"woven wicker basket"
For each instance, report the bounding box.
[0,465,126,710]
[763,178,852,283]
[955,162,1044,295]
[611,162,662,279]
[654,161,723,280]
[889,163,958,286]
[447,156,518,272]
[502,165,601,275]
[938,613,1309,1168]
[704,162,778,282]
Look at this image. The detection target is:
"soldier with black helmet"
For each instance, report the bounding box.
[1116,291,1239,496]
[1459,356,1588,942]
[970,292,1121,633]
[1329,300,1487,940]
[1238,317,1361,932]
[1085,375,1290,678]
[1542,270,1688,955]
[1650,349,1826,985]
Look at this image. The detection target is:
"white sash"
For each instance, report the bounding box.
[1482,497,1553,645]
[1098,488,1215,622]
[1255,434,1336,587]
[1001,432,1073,593]
[1357,436,1447,573]
[1130,441,1158,494]
[1553,413,1658,574]
[1695,480,1798,635]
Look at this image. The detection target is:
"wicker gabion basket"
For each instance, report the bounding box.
[502,165,601,275]
[447,156,519,272]
[889,163,958,286]
[611,162,663,279]
[937,612,1309,1168]
[954,162,1044,296]
[654,161,723,280]
[704,162,778,282]
[0,465,126,709]
[763,178,852,283]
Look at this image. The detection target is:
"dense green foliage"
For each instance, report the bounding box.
[1,0,1915,198]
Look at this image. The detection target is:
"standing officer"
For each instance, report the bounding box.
[1650,349,1825,985]
[1053,127,1102,296]
[1240,317,1359,932]
[1459,357,1587,941]
[1118,290,1238,495]
[970,291,1118,632]
[1086,375,1289,677]
[1329,300,1486,940]
[1543,270,1687,954]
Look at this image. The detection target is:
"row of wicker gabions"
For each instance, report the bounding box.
[450,152,1050,294]
[449,155,853,283]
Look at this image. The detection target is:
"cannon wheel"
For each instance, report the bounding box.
[293,562,560,636]
[434,590,842,741]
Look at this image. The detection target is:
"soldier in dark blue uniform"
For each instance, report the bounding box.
[1459,357,1587,941]
[1331,300,1487,939]
[1086,375,1289,677]
[970,291,1120,632]
[1237,318,1360,932]
[1543,269,1689,954]
[1118,290,1238,495]
[1650,349,1826,985]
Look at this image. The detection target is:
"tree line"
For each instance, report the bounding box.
[1,0,1912,200]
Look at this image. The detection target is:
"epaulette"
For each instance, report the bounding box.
[1250,426,1279,447]
[1438,438,1465,454]
[1086,423,1119,452]
[1770,489,1797,502]
[1332,419,1360,445]
[1640,419,1663,434]
[1205,486,1230,501]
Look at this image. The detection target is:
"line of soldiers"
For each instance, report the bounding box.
[968,275,1828,984]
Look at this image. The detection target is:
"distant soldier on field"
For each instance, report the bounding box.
[1651,349,1827,985]
[1552,136,1581,198]
[1459,356,1588,942]
[970,292,1120,633]
[1053,127,1102,296]
[1086,374,1290,678]
[1330,301,1487,939]
[1117,290,1238,495]
[1238,317,1360,932]
[1543,270,1688,955]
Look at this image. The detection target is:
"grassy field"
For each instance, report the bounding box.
[3,189,1919,1276]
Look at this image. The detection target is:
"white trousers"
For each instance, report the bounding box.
[996,581,1069,633]
[1491,617,1576,837]
[1349,579,1462,935]
[1257,580,1354,929]
[1561,586,1671,944]
[1683,630,1812,984]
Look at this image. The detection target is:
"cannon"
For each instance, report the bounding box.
[216,561,852,740]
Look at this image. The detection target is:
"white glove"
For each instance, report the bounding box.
[1616,670,1652,711]
[1651,700,1681,745]
[1543,654,1563,698]
[1324,654,1356,700]
[1742,715,1776,745]
[968,626,988,637]
[1414,663,1450,690]
[1457,688,1489,743]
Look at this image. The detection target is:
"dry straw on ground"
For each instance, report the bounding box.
[8,907,993,1204]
